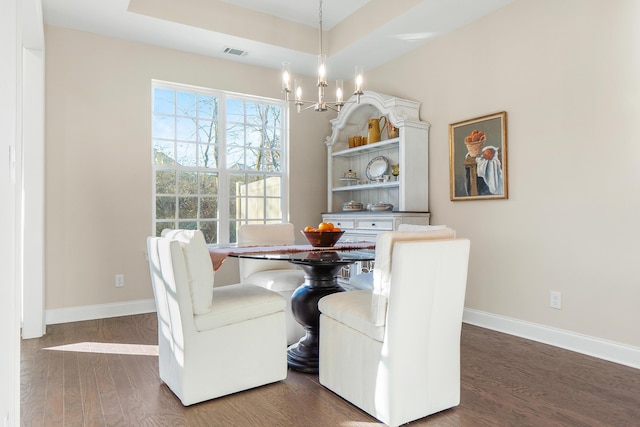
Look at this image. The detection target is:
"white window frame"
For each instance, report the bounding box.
[152,80,289,244]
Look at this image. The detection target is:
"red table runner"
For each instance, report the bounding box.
[209,242,375,271]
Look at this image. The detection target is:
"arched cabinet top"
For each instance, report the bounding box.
[325,91,429,147]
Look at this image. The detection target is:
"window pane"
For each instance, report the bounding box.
[200,172,218,195]
[270,152,282,171]
[226,146,245,169]
[268,128,282,150]
[265,105,280,127]
[265,176,281,196]
[177,117,197,142]
[153,115,174,140]
[198,120,215,143]
[245,103,263,126]
[229,174,245,195]
[156,221,174,236]
[176,142,197,166]
[248,174,266,191]
[178,221,197,230]
[264,149,282,172]
[156,170,176,194]
[265,197,282,220]
[245,127,261,149]
[200,197,218,218]
[228,173,245,219]
[198,142,218,168]
[198,95,215,119]
[177,171,197,194]
[227,125,245,146]
[228,221,239,244]
[245,148,258,170]
[177,91,197,116]
[178,197,198,219]
[245,197,266,220]
[229,195,238,220]
[201,221,218,244]
[153,88,174,114]
[156,197,176,219]
[153,140,175,165]
[226,99,244,123]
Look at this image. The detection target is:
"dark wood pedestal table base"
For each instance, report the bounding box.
[230,249,375,374]
[287,250,375,373]
[286,256,344,372]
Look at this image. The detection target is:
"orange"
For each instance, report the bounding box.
[318,222,333,231]
[304,225,314,232]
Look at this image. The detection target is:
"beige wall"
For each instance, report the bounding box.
[45,26,330,309]
[367,0,640,347]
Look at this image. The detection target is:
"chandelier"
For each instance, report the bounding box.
[281,0,364,112]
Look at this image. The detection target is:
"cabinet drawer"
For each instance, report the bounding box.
[355,220,393,231]
[332,219,355,230]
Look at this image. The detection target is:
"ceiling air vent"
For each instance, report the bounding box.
[222,47,247,56]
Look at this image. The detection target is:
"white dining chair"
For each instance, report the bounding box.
[147,229,287,406]
[318,230,470,427]
[238,223,306,345]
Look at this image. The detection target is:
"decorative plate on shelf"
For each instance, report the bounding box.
[365,156,389,181]
[369,202,393,211]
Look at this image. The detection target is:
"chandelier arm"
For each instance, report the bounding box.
[288,98,321,105]
[301,103,320,112]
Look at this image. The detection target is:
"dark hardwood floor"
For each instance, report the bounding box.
[21,313,640,426]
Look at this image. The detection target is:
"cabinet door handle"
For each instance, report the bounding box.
[371,223,376,227]
[336,222,341,226]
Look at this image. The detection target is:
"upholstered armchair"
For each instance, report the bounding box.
[238,223,305,344]
[146,229,287,406]
[319,230,470,427]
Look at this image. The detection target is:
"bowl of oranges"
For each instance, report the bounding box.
[302,222,344,247]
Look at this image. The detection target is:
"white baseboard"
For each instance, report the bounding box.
[463,308,640,369]
[45,299,156,325]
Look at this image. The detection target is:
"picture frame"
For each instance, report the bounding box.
[449,111,508,201]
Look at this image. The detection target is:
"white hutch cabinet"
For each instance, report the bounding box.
[322,92,431,242]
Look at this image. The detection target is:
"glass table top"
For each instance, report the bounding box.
[231,249,375,264]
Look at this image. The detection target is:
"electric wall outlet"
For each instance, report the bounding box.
[115,274,124,287]
[550,290,562,309]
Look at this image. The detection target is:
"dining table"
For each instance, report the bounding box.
[212,244,375,373]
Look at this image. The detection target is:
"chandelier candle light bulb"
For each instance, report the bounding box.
[336,80,344,107]
[318,54,327,86]
[355,65,364,95]
[282,62,291,95]
[294,78,303,112]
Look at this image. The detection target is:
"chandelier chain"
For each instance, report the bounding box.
[319,0,323,56]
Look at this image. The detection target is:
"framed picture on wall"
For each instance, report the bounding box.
[449,111,508,201]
